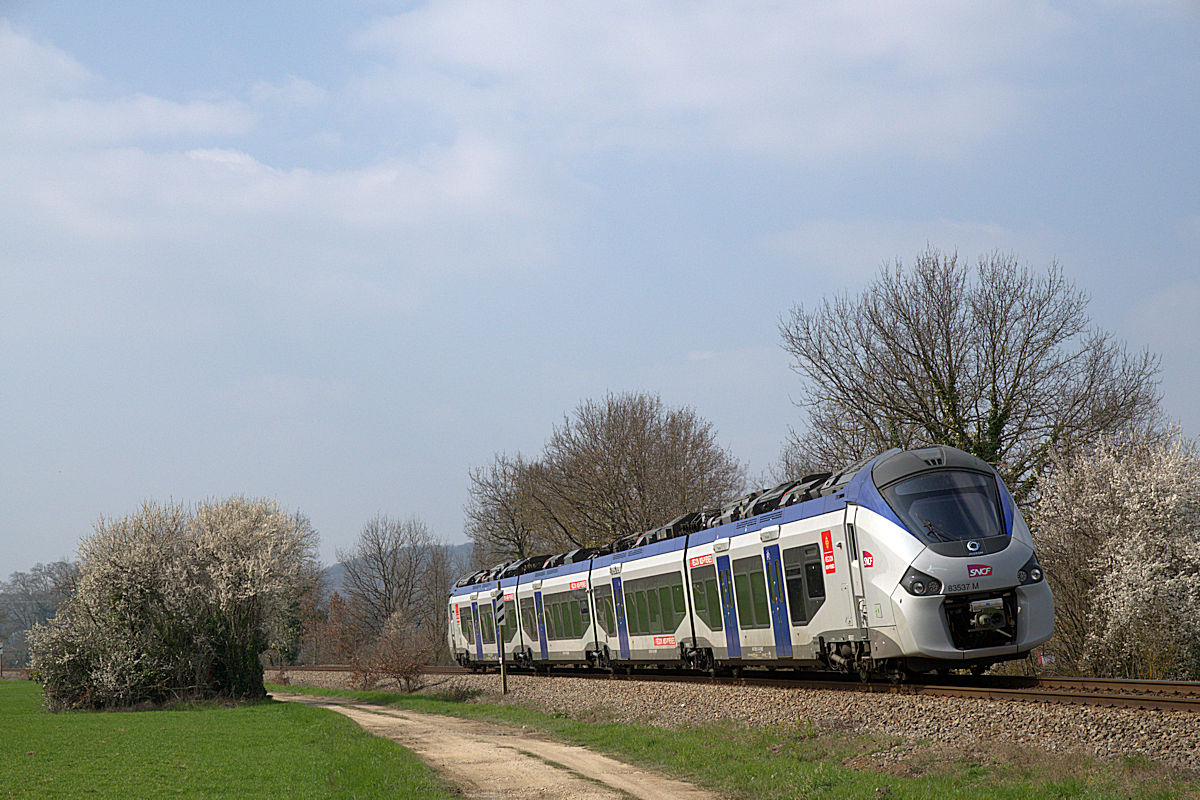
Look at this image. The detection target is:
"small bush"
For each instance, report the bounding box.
[358,616,432,693]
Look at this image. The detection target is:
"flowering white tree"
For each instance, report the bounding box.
[30,498,318,710]
[1031,429,1200,679]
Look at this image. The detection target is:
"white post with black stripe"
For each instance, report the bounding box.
[493,586,508,695]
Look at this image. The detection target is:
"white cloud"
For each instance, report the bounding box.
[353,1,1070,160]
[0,18,91,99]
[0,135,566,346]
[0,19,570,342]
[5,93,252,146]
[1,21,251,147]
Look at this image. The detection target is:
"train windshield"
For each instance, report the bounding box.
[880,470,1004,544]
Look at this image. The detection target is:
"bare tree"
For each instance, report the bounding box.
[465,453,552,564]
[416,543,465,664]
[468,392,744,558]
[0,561,80,666]
[336,515,438,643]
[779,249,1161,499]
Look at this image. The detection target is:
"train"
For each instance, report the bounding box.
[447,445,1054,680]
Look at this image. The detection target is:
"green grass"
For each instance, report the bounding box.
[0,681,457,800]
[270,683,1200,800]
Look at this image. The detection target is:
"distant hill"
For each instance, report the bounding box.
[319,542,474,597]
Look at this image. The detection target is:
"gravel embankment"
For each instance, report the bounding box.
[266,669,1200,772]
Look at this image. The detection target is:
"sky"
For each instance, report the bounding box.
[2,1,1197,571]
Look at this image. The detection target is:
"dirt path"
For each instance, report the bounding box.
[274,693,723,800]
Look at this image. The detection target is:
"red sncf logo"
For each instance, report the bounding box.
[967,564,992,578]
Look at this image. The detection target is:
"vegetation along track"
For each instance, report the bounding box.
[274,665,1200,713]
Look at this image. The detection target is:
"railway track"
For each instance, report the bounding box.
[0,663,1183,713]
[269,664,1200,713]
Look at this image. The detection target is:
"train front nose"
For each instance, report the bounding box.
[892,547,1054,661]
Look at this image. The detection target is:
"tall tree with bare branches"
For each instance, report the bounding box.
[464,453,549,564]
[468,392,743,558]
[778,249,1161,500]
[337,515,435,640]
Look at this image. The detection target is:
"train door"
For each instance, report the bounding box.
[762,538,793,658]
[819,523,863,634]
[470,601,484,659]
[611,576,631,659]
[533,589,549,659]
[715,549,741,658]
[844,507,870,634]
[845,506,897,629]
[489,593,502,660]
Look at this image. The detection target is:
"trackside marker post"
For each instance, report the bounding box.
[495,595,508,695]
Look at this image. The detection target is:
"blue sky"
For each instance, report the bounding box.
[2,1,1197,570]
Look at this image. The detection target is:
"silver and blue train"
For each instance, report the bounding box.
[448,445,1054,678]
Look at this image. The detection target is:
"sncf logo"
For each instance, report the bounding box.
[967,564,992,578]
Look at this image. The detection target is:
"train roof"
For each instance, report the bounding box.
[450,445,1009,594]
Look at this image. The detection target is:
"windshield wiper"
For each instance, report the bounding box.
[920,519,953,543]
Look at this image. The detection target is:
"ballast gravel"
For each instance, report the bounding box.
[268,669,1200,773]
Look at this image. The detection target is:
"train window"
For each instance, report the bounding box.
[881,469,1003,544]
[459,605,473,639]
[782,548,808,625]
[569,600,583,637]
[562,601,574,639]
[501,602,517,642]
[635,592,650,635]
[690,565,722,630]
[804,562,825,598]
[750,570,770,628]
[691,579,707,619]
[647,589,662,632]
[480,606,496,645]
[658,587,674,631]
[672,585,686,616]
[705,579,723,630]
[520,597,537,639]
[733,556,770,630]
[594,585,616,636]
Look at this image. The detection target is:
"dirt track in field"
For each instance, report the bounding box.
[274,693,722,800]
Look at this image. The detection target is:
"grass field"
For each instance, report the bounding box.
[269,683,1200,800]
[0,681,457,800]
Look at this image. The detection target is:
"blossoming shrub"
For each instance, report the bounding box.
[1031,430,1200,679]
[30,498,318,710]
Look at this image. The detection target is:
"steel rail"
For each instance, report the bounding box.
[267,665,1200,712]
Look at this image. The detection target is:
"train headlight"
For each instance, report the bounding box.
[901,567,942,596]
[1018,557,1044,585]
